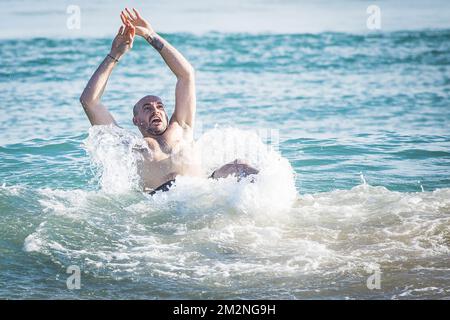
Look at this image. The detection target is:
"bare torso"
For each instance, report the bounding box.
[135,122,203,191]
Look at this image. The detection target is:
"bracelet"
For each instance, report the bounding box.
[107,54,119,63]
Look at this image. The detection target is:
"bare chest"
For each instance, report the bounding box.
[135,127,201,189]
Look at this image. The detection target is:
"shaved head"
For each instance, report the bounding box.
[133,95,163,116]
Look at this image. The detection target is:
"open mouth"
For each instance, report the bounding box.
[151,117,162,125]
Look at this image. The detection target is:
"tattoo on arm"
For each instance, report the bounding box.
[146,34,164,52]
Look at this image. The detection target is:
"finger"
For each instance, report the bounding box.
[120,12,128,25]
[132,8,141,19]
[126,16,133,28]
[125,8,136,21]
[122,13,133,28]
[117,25,124,35]
[127,29,134,48]
[123,8,134,23]
[126,24,135,39]
[123,23,130,35]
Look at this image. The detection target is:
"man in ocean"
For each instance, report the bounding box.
[79,8,258,194]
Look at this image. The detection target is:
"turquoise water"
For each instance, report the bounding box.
[1,30,450,299]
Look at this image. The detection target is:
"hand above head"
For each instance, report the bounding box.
[110,21,135,61]
[121,8,155,38]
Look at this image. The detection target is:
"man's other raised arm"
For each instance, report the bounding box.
[79,24,135,126]
[122,8,196,129]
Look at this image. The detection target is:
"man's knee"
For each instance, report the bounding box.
[211,159,259,180]
[238,163,259,177]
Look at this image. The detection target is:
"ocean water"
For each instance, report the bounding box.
[1,14,450,299]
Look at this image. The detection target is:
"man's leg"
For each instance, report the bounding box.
[210,159,259,181]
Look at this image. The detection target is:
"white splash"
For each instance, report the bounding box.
[82,125,297,214]
[82,125,147,193]
[19,125,450,299]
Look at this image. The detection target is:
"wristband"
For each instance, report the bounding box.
[107,54,119,63]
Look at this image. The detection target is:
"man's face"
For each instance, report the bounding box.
[133,96,169,136]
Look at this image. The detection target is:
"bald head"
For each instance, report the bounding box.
[133,95,163,116]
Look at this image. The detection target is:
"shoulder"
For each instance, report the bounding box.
[169,114,193,129]
[168,120,194,138]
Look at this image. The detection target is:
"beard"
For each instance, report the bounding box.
[145,112,169,136]
[146,122,167,135]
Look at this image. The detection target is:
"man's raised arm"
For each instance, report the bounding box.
[79,23,135,126]
[122,8,196,129]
